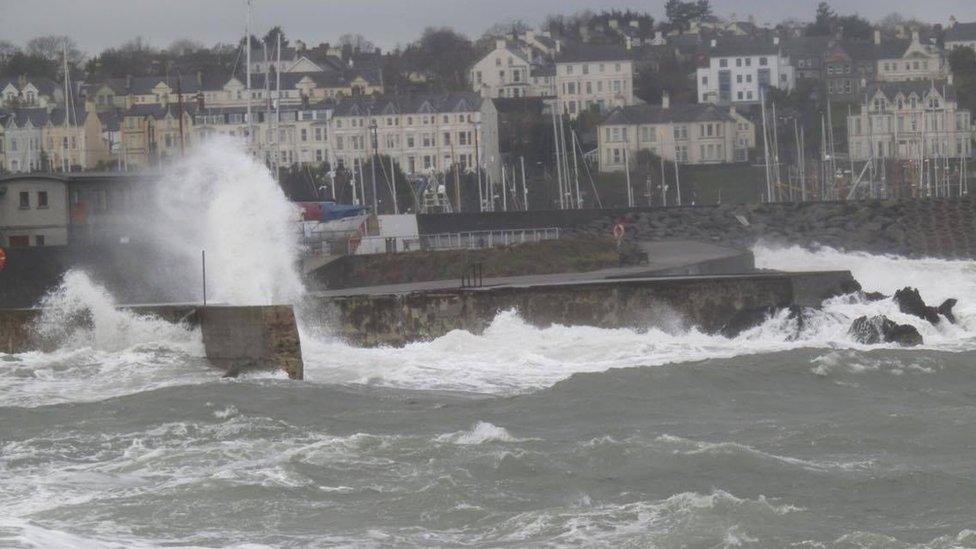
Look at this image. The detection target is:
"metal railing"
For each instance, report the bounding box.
[421,228,560,251]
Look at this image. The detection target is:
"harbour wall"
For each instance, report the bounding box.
[319,271,860,347]
[418,197,976,259]
[0,304,304,379]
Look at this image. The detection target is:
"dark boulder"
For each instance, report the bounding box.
[719,306,775,338]
[893,287,955,325]
[863,291,888,302]
[848,315,923,347]
[938,299,958,324]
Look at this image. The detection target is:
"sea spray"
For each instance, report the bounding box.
[34,271,198,353]
[141,137,304,305]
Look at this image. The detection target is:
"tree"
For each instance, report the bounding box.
[665,0,712,33]
[263,26,289,49]
[1,51,59,80]
[948,46,976,113]
[166,39,204,56]
[26,35,83,66]
[805,2,835,36]
[401,27,476,91]
[338,34,376,54]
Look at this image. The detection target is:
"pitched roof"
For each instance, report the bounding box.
[946,22,976,42]
[864,80,956,102]
[123,103,194,119]
[331,92,484,117]
[7,108,50,127]
[0,77,59,96]
[703,35,779,57]
[600,103,737,126]
[556,43,634,63]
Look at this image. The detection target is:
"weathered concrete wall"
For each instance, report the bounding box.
[199,305,304,380]
[319,271,859,347]
[0,304,304,380]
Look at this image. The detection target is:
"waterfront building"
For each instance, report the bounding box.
[697,36,795,105]
[327,92,501,181]
[875,30,946,82]
[555,44,635,119]
[846,81,972,162]
[597,94,755,173]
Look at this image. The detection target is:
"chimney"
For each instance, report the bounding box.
[773,36,780,46]
[873,30,881,45]
[710,39,717,48]
[496,39,507,50]
[555,39,561,53]
[197,70,203,86]
[196,91,204,110]
[912,28,920,43]
[662,91,670,109]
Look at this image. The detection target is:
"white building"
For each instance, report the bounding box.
[597,94,755,172]
[945,21,976,52]
[328,92,501,182]
[555,44,636,119]
[0,77,61,109]
[2,109,47,173]
[875,30,946,82]
[847,81,972,162]
[470,31,558,100]
[0,174,69,247]
[696,36,795,105]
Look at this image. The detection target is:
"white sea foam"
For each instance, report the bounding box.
[436,421,519,445]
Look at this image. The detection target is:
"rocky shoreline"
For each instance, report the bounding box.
[569,198,976,259]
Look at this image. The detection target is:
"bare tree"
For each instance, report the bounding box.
[167,39,205,56]
[26,35,83,65]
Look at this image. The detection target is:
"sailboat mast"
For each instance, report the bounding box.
[62,41,70,172]
[245,0,253,152]
[275,31,282,179]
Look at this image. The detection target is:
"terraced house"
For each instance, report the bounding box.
[846,81,972,162]
[470,32,558,100]
[696,36,795,105]
[555,44,635,119]
[597,94,755,173]
[327,92,500,181]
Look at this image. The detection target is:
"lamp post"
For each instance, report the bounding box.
[369,119,379,213]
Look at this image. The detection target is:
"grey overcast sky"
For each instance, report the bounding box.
[2,0,975,55]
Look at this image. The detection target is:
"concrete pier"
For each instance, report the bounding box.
[319,271,860,347]
[0,304,304,379]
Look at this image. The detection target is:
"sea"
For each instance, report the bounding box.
[2,140,975,548]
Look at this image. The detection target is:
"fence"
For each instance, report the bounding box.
[420,228,560,251]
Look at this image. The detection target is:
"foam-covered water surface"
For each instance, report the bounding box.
[3,142,976,546]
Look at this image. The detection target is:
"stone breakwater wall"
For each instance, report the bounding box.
[319,271,859,347]
[419,198,976,259]
[0,305,304,379]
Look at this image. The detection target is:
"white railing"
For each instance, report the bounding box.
[421,228,560,251]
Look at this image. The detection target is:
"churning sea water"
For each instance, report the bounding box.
[3,142,975,547]
[2,245,975,548]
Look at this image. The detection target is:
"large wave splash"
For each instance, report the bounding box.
[145,137,304,305]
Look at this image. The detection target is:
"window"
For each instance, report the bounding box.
[37,191,48,208]
[35,235,45,247]
[19,191,29,209]
[745,58,752,67]
[736,75,742,84]
[759,57,767,66]
[582,64,589,75]
[301,128,307,141]
[702,76,708,86]
[719,59,728,68]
